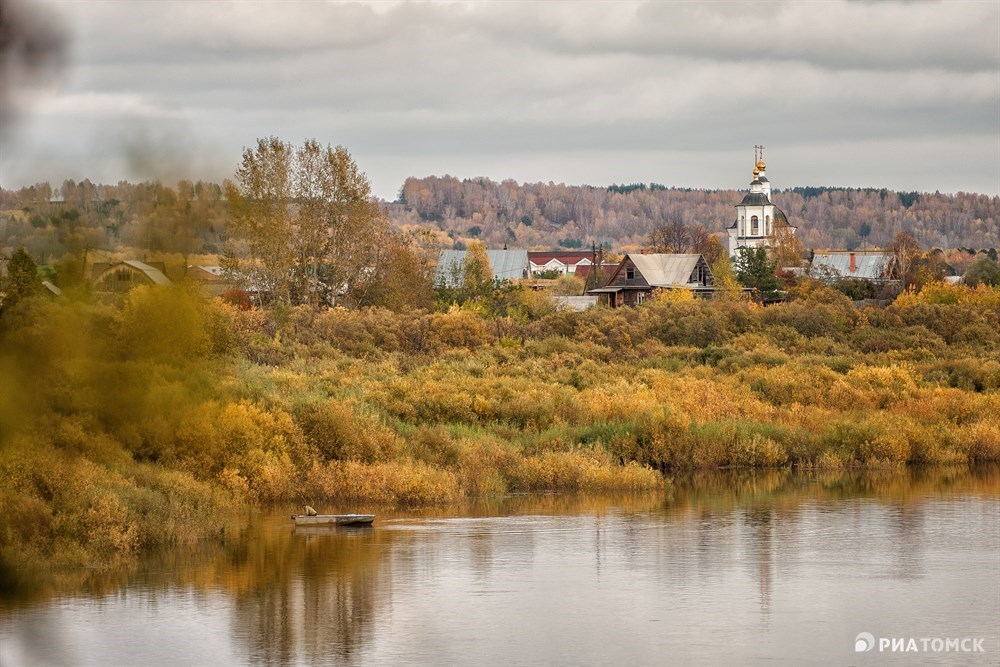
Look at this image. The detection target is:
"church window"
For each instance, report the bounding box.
[751,215,759,235]
[765,215,770,235]
[739,216,745,235]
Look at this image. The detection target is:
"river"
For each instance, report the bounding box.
[2,466,998,666]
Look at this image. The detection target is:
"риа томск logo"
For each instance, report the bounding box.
[855,632,985,654]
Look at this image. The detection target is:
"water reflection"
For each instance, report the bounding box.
[2,465,998,666]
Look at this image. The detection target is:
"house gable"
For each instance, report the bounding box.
[589,253,714,307]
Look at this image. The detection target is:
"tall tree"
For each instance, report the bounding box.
[962,257,1000,287]
[734,247,780,301]
[225,138,389,307]
[463,240,493,301]
[888,231,922,291]
[2,248,42,311]
[225,138,295,305]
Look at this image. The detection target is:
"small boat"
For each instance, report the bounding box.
[291,513,376,527]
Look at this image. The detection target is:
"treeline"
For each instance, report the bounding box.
[3,176,998,272]
[0,179,228,263]
[391,176,1000,252]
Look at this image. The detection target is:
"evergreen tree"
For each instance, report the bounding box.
[2,248,42,311]
[734,247,780,301]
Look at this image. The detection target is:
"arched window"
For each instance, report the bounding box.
[751,215,759,235]
[739,216,745,235]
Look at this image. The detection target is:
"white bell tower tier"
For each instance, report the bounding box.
[726,147,796,259]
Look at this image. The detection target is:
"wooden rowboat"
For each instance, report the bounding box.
[291,513,375,527]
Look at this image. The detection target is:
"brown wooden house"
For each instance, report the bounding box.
[588,253,714,307]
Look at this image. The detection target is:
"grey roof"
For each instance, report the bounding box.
[626,253,704,286]
[434,249,529,287]
[738,192,770,206]
[810,252,892,281]
[122,260,172,285]
[488,249,529,281]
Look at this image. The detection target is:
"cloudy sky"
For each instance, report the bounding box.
[2,0,998,200]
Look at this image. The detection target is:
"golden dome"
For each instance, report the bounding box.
[752,167,761,177]
[756,158,766,170]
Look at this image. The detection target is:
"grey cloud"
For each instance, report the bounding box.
[1,0,996,198]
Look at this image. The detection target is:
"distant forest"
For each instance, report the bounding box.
[1,177,998,267]
[391,176,1000,253]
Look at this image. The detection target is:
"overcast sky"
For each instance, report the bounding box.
[1,0,998,200]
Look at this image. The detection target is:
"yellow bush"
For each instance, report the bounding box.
[305,460,461,505]
[962,418,1000,462]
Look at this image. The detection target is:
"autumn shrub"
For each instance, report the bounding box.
[0,440,240,569]
[688,420,789,467]
[604,407,693,470]
[761,300,855,339]
[304,460,461,505]
[453,435,518,496]
[296,398,401,463]
[395,425,454,467]
[643,300,733,346]
[814,416,940,466]
[850,324,946,355]
[506,449,661,492]
[115,285,212,362]
[744,363,840,407]
[425,309,492,350]
[926,358,1000,392]
[892,301,977,343]
[961,417,1000,462]
[844,364,918,408]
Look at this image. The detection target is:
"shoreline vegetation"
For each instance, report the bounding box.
[1,280,999,588]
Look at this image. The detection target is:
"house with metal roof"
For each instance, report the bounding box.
[92,260,172,292]
[434,249,530,288]
[588,253,714,307]
[810,251,897,283]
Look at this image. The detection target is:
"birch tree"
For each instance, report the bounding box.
[225,137,388,307]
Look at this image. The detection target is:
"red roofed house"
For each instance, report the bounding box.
[528,251,594,276]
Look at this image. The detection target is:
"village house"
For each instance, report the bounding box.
[588,253,714,307]
[91,260,171,292]
[527,251,594,276]
[434,248,530,288]
[809,251,898,284]
[186,265,230,296]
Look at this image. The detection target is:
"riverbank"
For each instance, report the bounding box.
[1,282,998,580]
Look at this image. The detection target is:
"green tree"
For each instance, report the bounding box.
[963,257,1000,287]
[734,247,780,301]
[463,241,493,301]
[2,248,42,311]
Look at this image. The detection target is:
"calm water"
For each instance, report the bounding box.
[2,467,998,666]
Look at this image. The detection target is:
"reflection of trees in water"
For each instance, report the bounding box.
[227,526,389,666]
[660,465,1000,621]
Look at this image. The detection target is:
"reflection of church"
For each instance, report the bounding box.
[726,148,796,258]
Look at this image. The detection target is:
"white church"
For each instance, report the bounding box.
[726,149,797,258]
